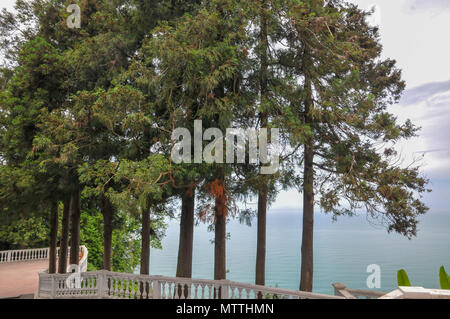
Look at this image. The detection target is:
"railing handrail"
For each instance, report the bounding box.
[0,246,87,265]
[379,286,450,299]
[332,282,390,299]
[37,269,345,299]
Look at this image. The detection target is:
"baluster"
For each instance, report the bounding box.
[173,283,179,299]
[111,278,115,298]
[130,280,135,299]
[137,280,142,299]
[84,277,88,295]
[135,280,139,299]
[125,279,130,298]
[116,279,120,298]
[208,284,213,299]
[245,288,251,299]
[126,278,130,299]
[116,279,121,298]
[186,284,192,299]
[87,277,91,295]
[130,278,134,299]
[163,282,168,299]
[138,280,143,299]
[193,284,199,299]
[158,281,164,299]
[204,285,209,299]
[120,279,124,298]
[153,280,161,299]
[144,280,149,299]
[200,284,205,299]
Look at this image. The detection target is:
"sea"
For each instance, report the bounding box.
[148,208,450,295]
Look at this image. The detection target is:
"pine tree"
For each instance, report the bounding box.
[276,0,429,291]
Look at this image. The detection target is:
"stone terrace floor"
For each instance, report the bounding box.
[0,260,48,298]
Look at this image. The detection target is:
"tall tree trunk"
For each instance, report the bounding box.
[256,0,269,288]
[214,176,227,281]
[48,201,58,274]
[176,188,195,278]
[255,190,267,286]
[300,66,315,292]
[69,188,81,265]
[101,196,113,271]
[214,201,226,280]
[58,196,70,273]
[140,206,151,275]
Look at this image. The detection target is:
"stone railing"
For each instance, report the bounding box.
[0,246,88,273]
[332,283,387,299]
[37,270,345,299]
[332,282,450,299]
[379,286,450,299]
[0,247,52,263]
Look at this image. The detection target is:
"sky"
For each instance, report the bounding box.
[2,0,450,212]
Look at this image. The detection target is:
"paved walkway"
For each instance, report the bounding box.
[0,260,48,298]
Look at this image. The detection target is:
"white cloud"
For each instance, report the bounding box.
[405,0,450,13]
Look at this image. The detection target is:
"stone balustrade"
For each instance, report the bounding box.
[37,270,345,299]
[0,248,51,263]
[0,246,88,273]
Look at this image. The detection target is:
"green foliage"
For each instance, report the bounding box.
[397,269,412,287]
[439,266,450,290]
[0,216,49,250]
[80,208,142,273]
[397,267,450,290]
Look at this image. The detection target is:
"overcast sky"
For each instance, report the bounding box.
[2,0,450,212]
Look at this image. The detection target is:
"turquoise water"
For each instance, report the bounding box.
[149,209,450,295]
